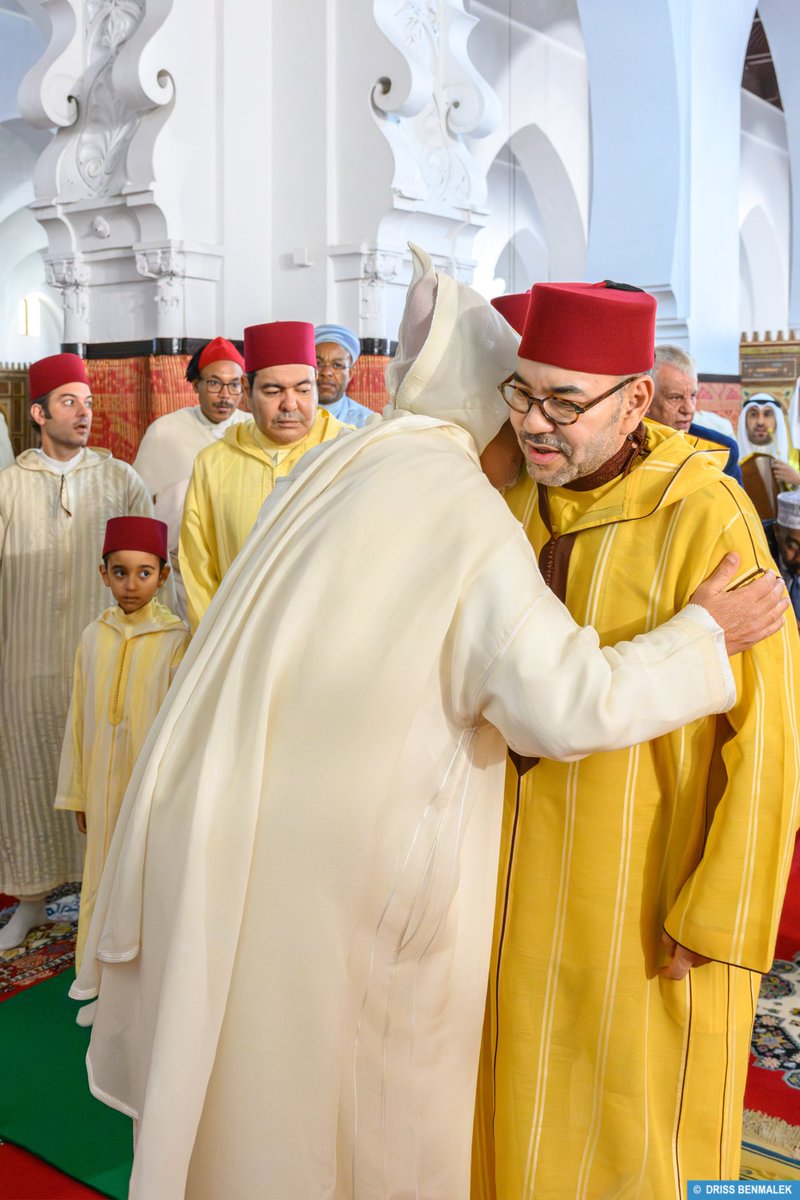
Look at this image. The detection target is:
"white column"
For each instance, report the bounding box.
[759,0,800,332]
[577,0,756,373]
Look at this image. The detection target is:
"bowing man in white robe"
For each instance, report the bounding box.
[72,247,786,1200]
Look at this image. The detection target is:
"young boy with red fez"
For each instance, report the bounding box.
[179,320,346,630]
[55,516,189,1022]
[474,281,800,1197]
[132,337,252,620]
[0,353,152,952]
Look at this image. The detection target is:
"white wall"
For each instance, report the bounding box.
[0,4,55,361]
[739,90,790,337]
[5,0,800,362]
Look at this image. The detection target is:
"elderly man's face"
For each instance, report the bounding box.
[648,363,697,432]
[745,404,778,446]
[507,361,653,486]
[776,524,800,572]
[315,341,353,407]
[249,364,318,444]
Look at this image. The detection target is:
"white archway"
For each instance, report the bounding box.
[759,0,800,328]
[472,123,586,299]
[739,204,787,337]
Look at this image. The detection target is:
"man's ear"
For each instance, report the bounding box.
[99,563,109,586]
[30,403,46,430]
[621,375,654,432]
[480,420,523,490]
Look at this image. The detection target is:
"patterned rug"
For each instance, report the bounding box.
[0,885,80,1002]
[742,839,800,1181]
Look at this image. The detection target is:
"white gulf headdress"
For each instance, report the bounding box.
[737,393,790,460]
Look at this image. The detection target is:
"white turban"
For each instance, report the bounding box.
[314,324,360,365]
[777,489,800,531]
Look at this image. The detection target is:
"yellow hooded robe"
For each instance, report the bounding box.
[55,599,190,970]
[179,409,344,629]
[474,423,800,1199]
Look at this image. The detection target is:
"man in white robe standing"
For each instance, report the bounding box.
[0,353,153,951]
[73,248,787,1200]
[132,338,251,616]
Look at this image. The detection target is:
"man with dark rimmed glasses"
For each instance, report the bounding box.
[474,279,800,1199]
[133,337,252,618]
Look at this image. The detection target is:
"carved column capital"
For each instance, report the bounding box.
[45,255,91,343]
[135,246,186,333]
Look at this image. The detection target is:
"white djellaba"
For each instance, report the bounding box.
[73,245,735,1200]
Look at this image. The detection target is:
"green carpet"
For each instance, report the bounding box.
[0,971,133,1199]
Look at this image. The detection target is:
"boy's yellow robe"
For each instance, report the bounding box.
[179,411,344,629]
[55,599,190,970]
[474,423,800,1199]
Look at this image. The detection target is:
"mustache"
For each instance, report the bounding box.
[521,433,573,458]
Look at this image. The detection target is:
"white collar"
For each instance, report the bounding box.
[36,447,85,474]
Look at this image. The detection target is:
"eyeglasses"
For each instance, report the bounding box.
[498,374,639,426]
[201,378,243,395]
[316,359,350,374]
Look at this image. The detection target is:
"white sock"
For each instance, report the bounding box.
[0,898,50,951]
[75,998,97,1027]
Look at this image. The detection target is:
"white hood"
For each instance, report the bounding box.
[386,244,519,454]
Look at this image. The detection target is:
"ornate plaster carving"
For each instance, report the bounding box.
[17,0,82,130]
[45,255,91,341]
[23,0,175,205]
[74,0,147,197]
[359,249,404,328]
[372,0,500,209]
[90,215,112,239]
[135,245,186,333]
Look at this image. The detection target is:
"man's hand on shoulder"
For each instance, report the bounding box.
[690,552,788,655]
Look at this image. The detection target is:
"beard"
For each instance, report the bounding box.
[519,395,630,487]
[520,432,576,486]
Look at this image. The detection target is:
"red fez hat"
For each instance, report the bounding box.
[243,321,316,373]
[29,353,90,402]
[519,281,656,375]
[491,291,530,336]
[197,337,245,371]
[102,516,168,562]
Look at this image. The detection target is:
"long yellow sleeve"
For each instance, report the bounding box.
[179,460,221,633]
[54,644,87,814]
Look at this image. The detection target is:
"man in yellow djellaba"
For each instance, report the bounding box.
[474,280,800,1199]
